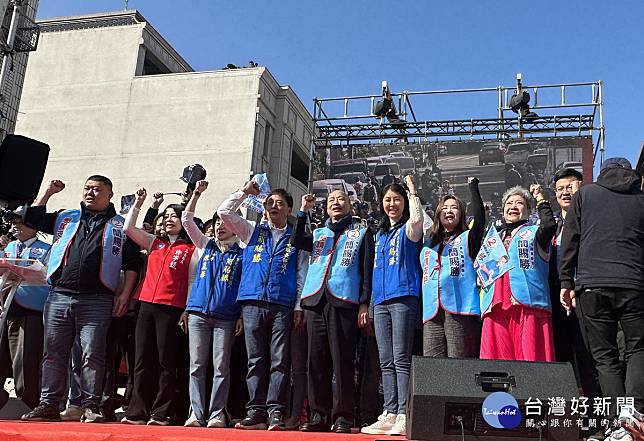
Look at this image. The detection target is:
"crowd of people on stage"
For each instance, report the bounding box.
[1,156,643,441]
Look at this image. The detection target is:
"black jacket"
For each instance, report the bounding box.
[25,203,142,295]
[559,168,644,291]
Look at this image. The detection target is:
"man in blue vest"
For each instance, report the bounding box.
[20,176,141,423]
[296,190,374,433]
[217,180,307,431]
[0,208,50,411]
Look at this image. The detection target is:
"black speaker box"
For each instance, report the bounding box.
[407,356,579,441]
[0,134,50,208]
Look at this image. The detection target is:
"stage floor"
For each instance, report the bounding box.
[0,421,406,441]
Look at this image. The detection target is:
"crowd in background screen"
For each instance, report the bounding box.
[0,157,643,441]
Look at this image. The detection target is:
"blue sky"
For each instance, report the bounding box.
[37,0,643,165]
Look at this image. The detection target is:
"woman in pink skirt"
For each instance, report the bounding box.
[479,185,557,361]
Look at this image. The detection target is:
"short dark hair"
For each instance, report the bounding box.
[265,188,293,208]
[85,175,113,190]
[553,168,583,185]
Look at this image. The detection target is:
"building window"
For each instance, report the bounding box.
[290,142,309,186]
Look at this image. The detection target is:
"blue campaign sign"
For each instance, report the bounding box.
[120,194,136,214]
[474,225,513,288]
[242,173,271,214]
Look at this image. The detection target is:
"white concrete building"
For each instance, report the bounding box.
[0,0,39,137]
[15,10,313,220]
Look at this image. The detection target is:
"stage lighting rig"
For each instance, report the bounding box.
[509,73,538,123]
[373,81,405,124]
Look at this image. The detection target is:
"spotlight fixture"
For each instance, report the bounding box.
[509,73,538,122]
[373,81,404,123]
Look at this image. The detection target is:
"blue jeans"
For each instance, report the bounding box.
[67,337,82,407]
[187,313,236,423]
[242,302,293,415]
[374,296,418,414]
[40,291,113,408]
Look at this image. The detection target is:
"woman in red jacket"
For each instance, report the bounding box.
[121,188,196,426]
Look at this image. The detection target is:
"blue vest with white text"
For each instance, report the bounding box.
[4,239,51,311]
[302,221,367,304]
[47,209,124,292]
[237,223,298,307]
[186,240,242,320]
[420,230,480,322]
[480,225,551,314]
[372,223,421,305]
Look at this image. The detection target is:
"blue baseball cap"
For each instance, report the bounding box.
[600,157,632,172]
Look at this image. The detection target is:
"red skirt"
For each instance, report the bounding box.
[480,273,555,362]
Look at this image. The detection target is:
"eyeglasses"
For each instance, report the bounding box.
[555,184,575,194]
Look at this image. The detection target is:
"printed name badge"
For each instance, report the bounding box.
[242,173,271,214]
[347,229,360,240]
[474,225,514,288]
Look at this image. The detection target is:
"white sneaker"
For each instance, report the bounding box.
[619,405,644,425]
[387,414,406,436]
[60,405,83,422]
[207,413,227,428]
[360,411,396,435]
[120,416,147,425]
[184,415,203,427]
[607,427,633,441]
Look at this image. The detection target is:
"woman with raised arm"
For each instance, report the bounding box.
[361,176,423,437]
[121,188,196,426]
[179,180,244,428]
[421,177,485,359]
[479,185,557,361]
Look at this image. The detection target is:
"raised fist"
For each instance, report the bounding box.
[242,180,260,196]
[194,180,209,195]
[151,192,164,209]
[0,235,11,249]
[46,180,65,195]
[135,188,147,208]
[404,175,416,193]
[300,194,316,213]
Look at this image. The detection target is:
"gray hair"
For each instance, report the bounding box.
[502,186,534,211]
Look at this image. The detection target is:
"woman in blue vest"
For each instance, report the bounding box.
[479,185,557,361]
[178,180,244,428]
[361,176,423,437]
[421,177,485,358]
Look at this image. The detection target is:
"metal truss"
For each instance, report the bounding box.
[312,79,605,162]
[316,114,595,143]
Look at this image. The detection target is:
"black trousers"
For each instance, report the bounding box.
[577,288,644,416]
[0,310,43,409]
[227,334,249,420]
[356,333,382,426]
[126,301,182,421]
[306,302,358,427]
[552,305,601,400]
[100,316,127,416]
